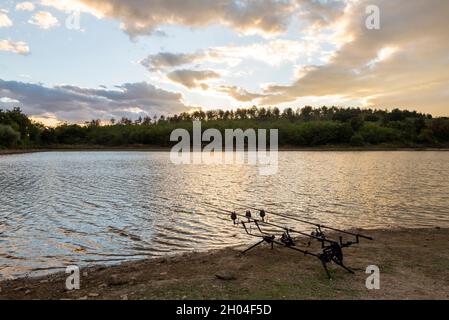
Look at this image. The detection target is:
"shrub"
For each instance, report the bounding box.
[431,118,449,142]
[417,128,436,144]
[0,125,20,147]
[350,133,365,147]
[359,123,399,144]
[293,121,353,146]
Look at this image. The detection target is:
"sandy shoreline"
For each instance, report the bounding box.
[1,227,448,300]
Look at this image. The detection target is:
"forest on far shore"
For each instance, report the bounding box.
[1,106,449,149]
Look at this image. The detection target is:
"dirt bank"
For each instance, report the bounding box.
[1,228,448,300]
[0,149,46,156]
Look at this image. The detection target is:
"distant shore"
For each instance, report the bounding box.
[2,145,449,156]
[1,227,448,300]
[0,146,170,156]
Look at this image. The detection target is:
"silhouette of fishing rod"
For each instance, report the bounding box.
[210,207,325,255]
[202,202,336,245]
[216,199,373,241]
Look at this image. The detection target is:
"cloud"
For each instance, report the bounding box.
[141,38,327,101]
[0,79,190,123]
[0,40,30,55]
[0,10,13,27]
[77,0,296,38]
[3,0,447,117]
[212,39,320,66]
[39,0,104,18]
[15,2,36,11]
[28,11,60,29]
[45,0,348,38]
[142,38,323,74]
[259,0,449,115]
[141,52,207,71]
[166,69,221,90]
[217,85,265,102]
[296,0,347,30]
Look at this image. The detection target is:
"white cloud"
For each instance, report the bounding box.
[0,11,13,27]
[211,39,320,67]
[0,97,20,103]
[15,2,36,11]
[76,0,296,38]
[28,11,60,29]
[39,0,103,18]
[0,40,30,55]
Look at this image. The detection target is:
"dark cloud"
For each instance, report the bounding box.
[217,85,265,102]
[166,69,221,90]
[0,79,190,122]
[141,52,206,71]
[296,0,347,28]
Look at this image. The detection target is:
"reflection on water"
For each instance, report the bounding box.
[1,151,449,279]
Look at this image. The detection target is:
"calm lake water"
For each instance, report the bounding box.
[1,151,449,279]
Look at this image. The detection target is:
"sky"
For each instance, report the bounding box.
[0,0,448,125]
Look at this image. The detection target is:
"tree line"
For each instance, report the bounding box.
[1,106,449,149]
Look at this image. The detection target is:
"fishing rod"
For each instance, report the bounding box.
[148,192,369,246]
[206,207,325,258]
[218,199,373,241]
[202,202,337,245]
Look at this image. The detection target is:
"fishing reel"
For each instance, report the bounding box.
[259,210,266,221]
[319,242,344,265]
[245,210,252,221]
[280,231,295,247]
[230,211,238,224]
[311,227,326,240]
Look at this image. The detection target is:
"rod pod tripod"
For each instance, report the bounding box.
[239,219,356,279]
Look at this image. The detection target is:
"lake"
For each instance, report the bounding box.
[1,151,449,279]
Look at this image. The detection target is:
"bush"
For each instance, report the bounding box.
[417,128,436,144]
[54,124,87,144]
[359,123,399,144]
[431,118,449,142]
[293,121,353,146]
[0,125,20,147]
[350,133,365,147]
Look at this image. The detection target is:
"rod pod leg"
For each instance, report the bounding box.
[320,259,332,279]
[333,259,355,274]
[241,239,265,254]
